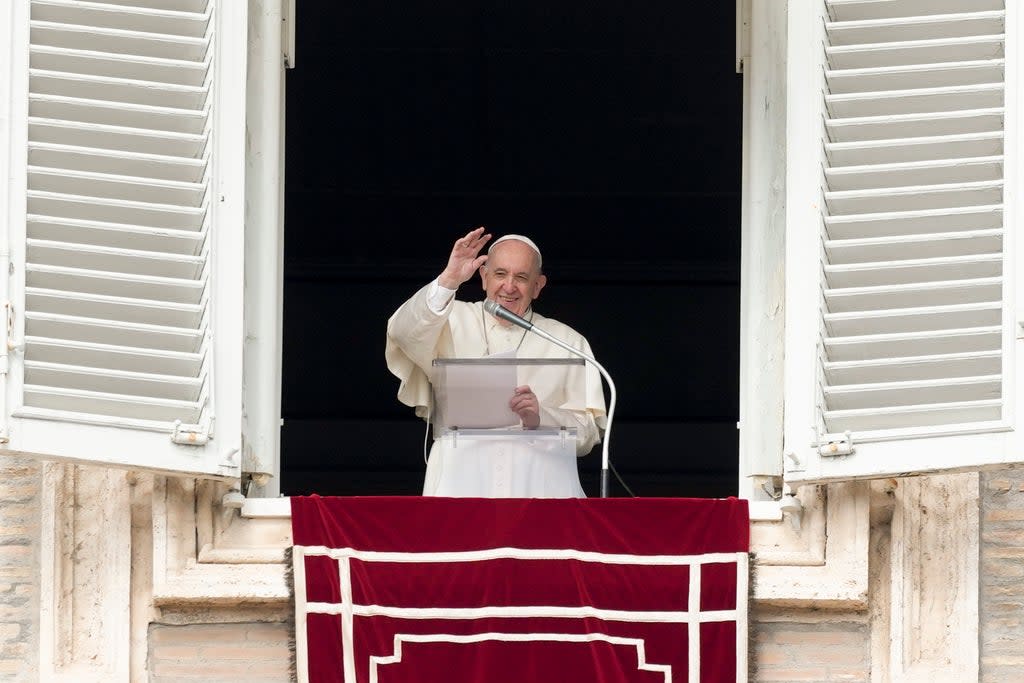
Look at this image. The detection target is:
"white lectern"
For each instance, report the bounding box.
[431,358,588,497]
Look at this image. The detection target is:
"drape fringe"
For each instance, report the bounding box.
[748,551,757,683]
[285,545,297,681]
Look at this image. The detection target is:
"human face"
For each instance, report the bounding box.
[480,240,547,320]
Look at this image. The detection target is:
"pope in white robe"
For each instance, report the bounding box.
[386,229,607,497]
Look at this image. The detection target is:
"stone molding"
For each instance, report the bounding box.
[870,473,980,682]
[752,482,871,608]
[152,478,291,605]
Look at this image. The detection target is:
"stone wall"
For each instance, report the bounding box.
[148,622,292,682]
[751,610,870,682]
[0,457,39,682]
[980,469,1024,683]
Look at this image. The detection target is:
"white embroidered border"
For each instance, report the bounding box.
[369,632,673,683]
[292,546,749,683]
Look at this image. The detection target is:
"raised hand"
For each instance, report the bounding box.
[438,227,492,290]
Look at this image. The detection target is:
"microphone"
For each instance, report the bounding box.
[483,299,534,331]
[483,298,618,498]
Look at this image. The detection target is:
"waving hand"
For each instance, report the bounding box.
[438,227,492,290]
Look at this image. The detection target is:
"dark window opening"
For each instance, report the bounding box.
[282,1,742,497]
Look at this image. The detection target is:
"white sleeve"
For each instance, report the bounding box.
[426,279,457,313]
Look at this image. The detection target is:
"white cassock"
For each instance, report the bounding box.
[386,281,607,497]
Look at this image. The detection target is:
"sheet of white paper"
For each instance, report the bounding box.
[438,351,519,429]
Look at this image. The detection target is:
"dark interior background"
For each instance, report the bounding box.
[280,1,742,497]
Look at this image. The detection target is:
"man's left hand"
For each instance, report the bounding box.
[510,385,540,429]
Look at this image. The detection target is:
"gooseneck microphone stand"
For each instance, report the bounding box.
[484,300,617,497]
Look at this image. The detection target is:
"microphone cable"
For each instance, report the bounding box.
[609,460,636,497]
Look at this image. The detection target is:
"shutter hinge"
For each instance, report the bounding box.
[818,431,854,457]
[172,419,212,446]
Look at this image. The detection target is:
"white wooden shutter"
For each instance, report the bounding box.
[785,0,1022,484]
[0,0,245,477]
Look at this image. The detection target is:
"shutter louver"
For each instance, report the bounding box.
[22,0,214,428]
[818,0,1006,440]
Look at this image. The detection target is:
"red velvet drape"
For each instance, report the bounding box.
[291,496,750,683]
